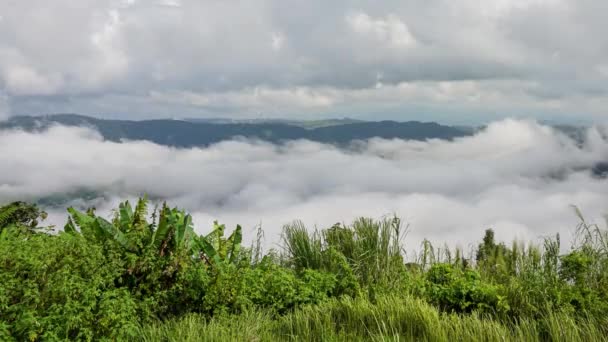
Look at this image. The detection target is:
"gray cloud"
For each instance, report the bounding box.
[0,92,9,120]
[1,120,607,252]
[0,0,607,122]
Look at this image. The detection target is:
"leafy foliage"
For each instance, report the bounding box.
[0,231,138,341]
[2,198,608,340]
[0,202,48,237]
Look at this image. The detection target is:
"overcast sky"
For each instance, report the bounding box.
[1,0,607,124]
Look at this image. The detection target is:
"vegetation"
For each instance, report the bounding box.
[1,198,608,341]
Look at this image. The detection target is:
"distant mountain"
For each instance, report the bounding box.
[1,114,471,147]
[183,117,365,129]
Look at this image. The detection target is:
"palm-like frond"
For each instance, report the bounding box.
[0,203,21,228]
[227,225,242,264]
[198,235,222,265]
[67,207,97,237]
[67,207,135,251]
[151,204,172,252]
[133,196,149,230]
[0,202,46,229]
[118,201,134,231]
[95,216,136,252]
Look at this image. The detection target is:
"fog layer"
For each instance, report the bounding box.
[2,120,607,252]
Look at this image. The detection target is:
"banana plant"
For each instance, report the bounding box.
[65,197,199,258]
[197,221,242,268]
[65,205,136,252]
[65,197,242,267]
[150,204,198,257]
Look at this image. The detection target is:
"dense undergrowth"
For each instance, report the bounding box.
[1,199,608,341]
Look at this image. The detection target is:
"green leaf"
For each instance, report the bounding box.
[180,214,196,253]
[175,211,186,251]
[206,221,226,252]
[227,225,242,264]
[63,218,77,235]
[95,217,136,252]
[0,203,20,228]
[152,205,172,251]
[118,201,134,231]
[67,207,97,237]
[133,196,149,230]
[198,235,221,266]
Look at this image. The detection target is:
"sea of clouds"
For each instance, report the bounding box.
[2,119,608,255]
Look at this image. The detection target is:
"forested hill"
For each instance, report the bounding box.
[0,114,470,147]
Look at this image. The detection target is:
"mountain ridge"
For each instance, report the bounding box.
[1,114,472,147]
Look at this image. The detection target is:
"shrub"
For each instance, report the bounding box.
[0,230,138,341]
[425,263,509,314]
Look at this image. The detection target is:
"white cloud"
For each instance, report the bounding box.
[3,64,64,95]
[157,0,181,8]
[271,32,285,51]
[1,121,607,252]
[84,9,129,88]
[0,0,605,122]
[346,11,417,48]
[150,86,335,112]
[140,79,599,122]
[477,0,566,17]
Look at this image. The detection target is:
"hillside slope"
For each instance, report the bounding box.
[1,114,469,147]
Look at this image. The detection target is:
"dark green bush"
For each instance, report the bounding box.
[239,262,336,314]
[425,263,509,314]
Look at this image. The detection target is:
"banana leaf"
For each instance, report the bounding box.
[227,225,242,264]
[198,235,221,266]
[118,201,134,232]
[95,216,136,252]
[67,207,97,237]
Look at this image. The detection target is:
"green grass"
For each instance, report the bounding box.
[137,294,608,341]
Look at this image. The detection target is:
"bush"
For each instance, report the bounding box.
[239,262,337,314]
[0,230,139,341]
[425,263,509,314]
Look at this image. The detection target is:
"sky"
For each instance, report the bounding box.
[2,120,608,253]
[1,0,607,124]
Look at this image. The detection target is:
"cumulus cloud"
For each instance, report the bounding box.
[0,1,128,95]
[1,0,607,122]
[346,12,417,48]
[1,120,608,253]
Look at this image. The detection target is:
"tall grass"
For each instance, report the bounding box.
[282,220,323,270]
[137,294,608,341]
[282,216,407,289]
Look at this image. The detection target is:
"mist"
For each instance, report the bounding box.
[0,95,9,121]
[2,119,608,253]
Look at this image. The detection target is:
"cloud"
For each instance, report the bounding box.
[0,1,607,122]
[149,86,335,112]
[1,120,608,252]
[0,93,9,120]
[270,32,285,51]
[346,11,417,48]
[0,1,129,96]
[157,0,181,8]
